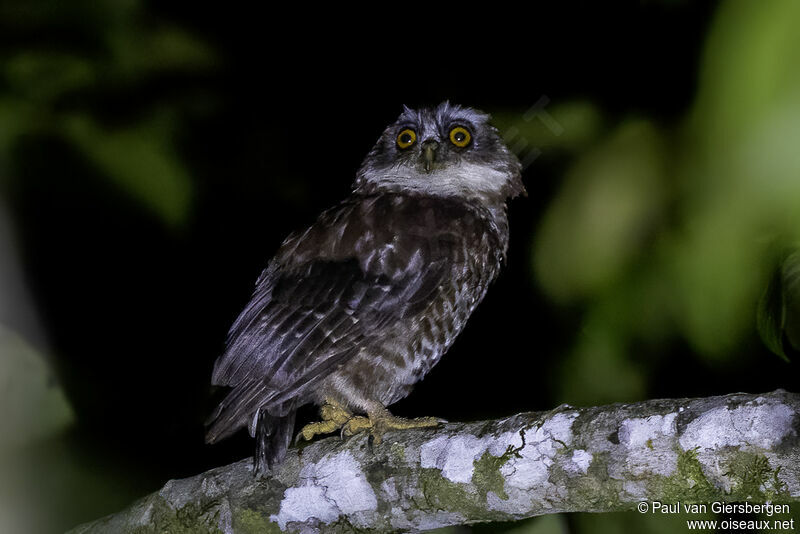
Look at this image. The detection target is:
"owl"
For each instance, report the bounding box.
[206,102,524,473]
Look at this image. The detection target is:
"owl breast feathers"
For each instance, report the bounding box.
[206,102,523,471]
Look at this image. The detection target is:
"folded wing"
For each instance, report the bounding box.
[205,194,476,443]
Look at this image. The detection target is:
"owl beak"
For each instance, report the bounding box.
[421,140,440,173]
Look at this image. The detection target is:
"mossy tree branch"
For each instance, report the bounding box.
[69,390,800,533]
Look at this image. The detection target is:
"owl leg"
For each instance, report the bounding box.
[342,404,441,445]
[296,399,352,442]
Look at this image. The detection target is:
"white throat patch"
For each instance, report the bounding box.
[364,161,512,199]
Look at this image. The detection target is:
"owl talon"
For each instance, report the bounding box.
[373,415,441,445]
[296,400,352,443]
[297,400,442,446]
[341,409,442,445]
[341,415,371,437]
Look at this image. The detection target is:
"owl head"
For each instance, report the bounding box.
[355,102,525,203]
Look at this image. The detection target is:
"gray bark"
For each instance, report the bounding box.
[69,390,800,533]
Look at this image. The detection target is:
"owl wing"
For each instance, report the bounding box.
[205,194,478,443]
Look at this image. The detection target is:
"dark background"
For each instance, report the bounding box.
[1,1,798,532]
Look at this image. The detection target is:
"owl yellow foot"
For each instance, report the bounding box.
[342,410,441,445]
[298,401,442,445]
[296,401,352,442]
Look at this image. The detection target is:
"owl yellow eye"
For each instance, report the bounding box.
[449,126,471,147]
[396,128,417,149]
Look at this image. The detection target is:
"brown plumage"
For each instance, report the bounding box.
[206,102,523,472]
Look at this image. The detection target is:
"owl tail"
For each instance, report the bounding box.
[254,408,296,475]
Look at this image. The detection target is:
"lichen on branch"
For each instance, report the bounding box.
[69,390,800,534]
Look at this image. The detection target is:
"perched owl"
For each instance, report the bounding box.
[206,102,524,473]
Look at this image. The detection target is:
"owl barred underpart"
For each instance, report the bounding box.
[206,102,524,473]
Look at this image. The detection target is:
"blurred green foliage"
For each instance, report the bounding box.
[570,510,716,534]
[534,119,667,304]
[496,0,800,406]
[0,0,215,226]
[673,0,800,359]
[0,325,73,452]
[757,250,800,361]
[61,111,193,227]
[0,1,217,531]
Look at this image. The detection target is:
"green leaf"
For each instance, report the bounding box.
[0,325,75,451]
[61,113,193,228]
[756,249,800,362]
[757,260,789,362]
[4,52,95,102]
[781,250,800,353]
